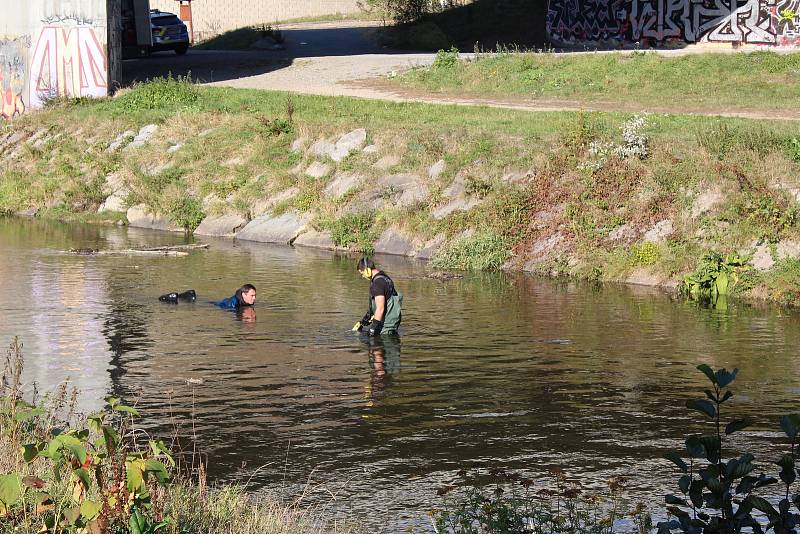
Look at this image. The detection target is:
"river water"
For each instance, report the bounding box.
[2,217,800,531]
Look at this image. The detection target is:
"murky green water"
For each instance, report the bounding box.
[2,217,800,531]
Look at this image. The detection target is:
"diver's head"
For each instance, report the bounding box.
[238,283,257,305]
[357,257,376,280]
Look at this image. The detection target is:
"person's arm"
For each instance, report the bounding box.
[368,295,386,336]
[373,295,386,322]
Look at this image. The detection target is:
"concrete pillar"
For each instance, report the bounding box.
[108,0,123,94]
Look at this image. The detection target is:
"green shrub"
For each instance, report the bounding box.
[658,365,800,533]
[63,176,107,211]
[432,231,510,271]
[326,212,377,254]
[114,75,199,113]
[0,337,174,533]
[681,251,749,300]
[729,191,799,240]
[787,138,800,162]
[293,188,320,212]
[258,116,293,137]
[168,196,204,232]
[432,47,460,69]
[631,242,661,266]
[464,175,492,198]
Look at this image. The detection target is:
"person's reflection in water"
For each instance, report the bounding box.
[236,306,257,328]
[364,335,401,407]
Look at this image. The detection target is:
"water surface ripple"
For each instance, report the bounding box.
[2,218,799,531]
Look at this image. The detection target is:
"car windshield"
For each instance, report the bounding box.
[152,14,182,26]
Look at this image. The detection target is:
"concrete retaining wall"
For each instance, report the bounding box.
[546,0,800,48]
[0,0,109,119]
[148,0,361,40]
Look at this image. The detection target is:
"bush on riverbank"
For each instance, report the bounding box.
[3,77,800,305]
[0,338,350,534]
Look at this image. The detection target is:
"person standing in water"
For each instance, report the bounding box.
[354,258,402,336]
[217,284,257,310]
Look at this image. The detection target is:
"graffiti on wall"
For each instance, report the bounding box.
[28,25,108,109]
[0,37,29,119]
[547,0,800,46]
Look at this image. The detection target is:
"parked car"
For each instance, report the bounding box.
[149,9,189,55]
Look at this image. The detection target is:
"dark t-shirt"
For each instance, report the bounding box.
[370,273,397,301]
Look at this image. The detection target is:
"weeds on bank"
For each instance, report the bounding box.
[7,78,800,305]
[431,467,643,534]
[0,338,174,533]
[321,211,378,254]
[0,338,352,534]
[432,231,510,271]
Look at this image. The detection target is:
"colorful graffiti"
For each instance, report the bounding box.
[28,25,108,109]
[547,0,800,46]
[0,37,29,119]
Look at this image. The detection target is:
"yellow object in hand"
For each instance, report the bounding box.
[352,315,374,331]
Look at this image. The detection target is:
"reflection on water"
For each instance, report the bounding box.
[2,217,800,532]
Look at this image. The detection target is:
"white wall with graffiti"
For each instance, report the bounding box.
[547,0,800,47]
[0,0,108,119]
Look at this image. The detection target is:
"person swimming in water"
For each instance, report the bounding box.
[216,284,257,310]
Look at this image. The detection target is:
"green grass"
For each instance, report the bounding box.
[432,231,511,270]
[395,50,800,113]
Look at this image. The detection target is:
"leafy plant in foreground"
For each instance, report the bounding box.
[659,364,800,533]
[0,338,174,532]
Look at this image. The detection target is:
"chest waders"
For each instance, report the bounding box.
[369,275,403,335]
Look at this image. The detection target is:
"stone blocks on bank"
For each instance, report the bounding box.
[293,230,343,251]
[194,214,249,237]
[374,226,418,257]
[324,172,363,199]
[432,172,484,219]
[125,124,159,150]
[305,161,331,178]
[415,234,446,260]
[126,204,183,232]
[98,189,129,213]
[236,211,310,245]
[308,129,367,162]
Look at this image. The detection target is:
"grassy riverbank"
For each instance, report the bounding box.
[0,339,352,534]
[3,77,800,304]
[394,49,800,115]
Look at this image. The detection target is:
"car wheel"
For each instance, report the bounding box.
[175,44,189,55]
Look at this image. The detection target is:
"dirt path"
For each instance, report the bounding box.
[128,20,799,121]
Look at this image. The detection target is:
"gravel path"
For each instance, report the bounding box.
[123,20,798,121]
